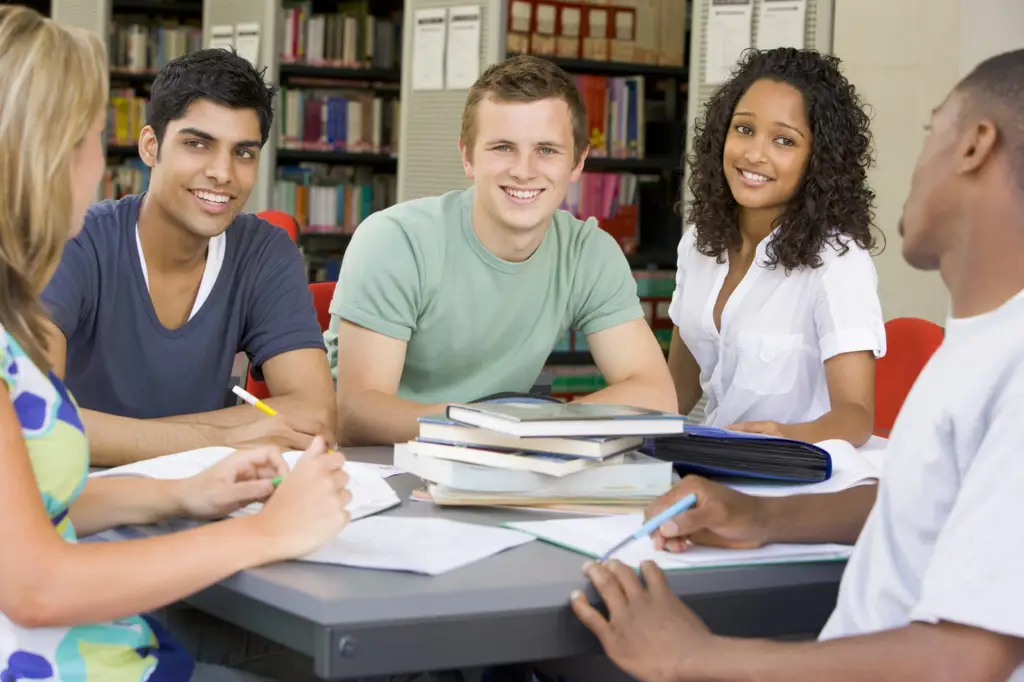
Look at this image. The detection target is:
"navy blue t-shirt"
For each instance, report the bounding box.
[41,194,325,419]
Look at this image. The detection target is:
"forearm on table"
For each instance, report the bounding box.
[697,622,1016,682]
[574,375,678,413]
[24,515,277,629]
[69,477,186,537]
[338,389,445,446]
[82,409,215,467]
[761,485,876,546]
[781,402,874,447]
[160,393,335,432]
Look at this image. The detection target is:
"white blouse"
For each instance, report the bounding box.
[668,226,886,428]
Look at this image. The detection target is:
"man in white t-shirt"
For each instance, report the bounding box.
[567,49,1024,682]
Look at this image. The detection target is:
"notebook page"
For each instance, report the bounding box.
[298,517,535,575]
[507,513,852,570]
[90,447,236,480]
[90,448,401,521]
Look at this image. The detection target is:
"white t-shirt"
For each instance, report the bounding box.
[135,225,225,321]
[821,288,1024,681]
[668,226,886,427]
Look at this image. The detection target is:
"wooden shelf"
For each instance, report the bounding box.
[107,144,139,157]
[298,233,352,252]
[278,63,401,83]
[276,149,398,169]
[627,249,678,269]
[584,156,678,173]
[109,69,156,85]
[510,53,688,80]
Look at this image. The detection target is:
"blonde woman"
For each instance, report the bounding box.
[0,8,352,682]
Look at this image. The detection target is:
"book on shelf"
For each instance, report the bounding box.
[108,89,147,147]
[280,0,402,70]
[277,86,400,155]
[104,158,150,200]
[274,163,396,235]
[575,73,646,159]
[508,0,684,67]
[109,18,203,73]
[563,171,639,253]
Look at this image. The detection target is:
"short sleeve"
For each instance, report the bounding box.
[909,382,1024,639]
[40,237,97,341]
[668,226,696,328]
[572,223,644,336]
[328,213,422,342]
[240,229,326,371]
[813,242,886,362]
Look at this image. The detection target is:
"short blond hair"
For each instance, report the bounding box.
[0,5,109,369]
[460,55,589,164]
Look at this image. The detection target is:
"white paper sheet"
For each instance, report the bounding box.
[755,0,806,50]
[705,0,753,85]
[508,513,851,570]
[300,517,534,575]
[412,8,447,90]
[445,5,482,90]
[90,448,401,521]
[725,438,883,498]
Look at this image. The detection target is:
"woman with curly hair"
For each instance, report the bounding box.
[668,47,886,447]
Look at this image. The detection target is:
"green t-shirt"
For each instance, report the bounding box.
[324,187,643,403]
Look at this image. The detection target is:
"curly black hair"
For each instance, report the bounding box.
[685,47,882,271]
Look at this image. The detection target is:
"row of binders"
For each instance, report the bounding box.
[400,398,840,515]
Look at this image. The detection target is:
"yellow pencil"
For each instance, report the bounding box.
[232,385,283,487]
[232,385,277,417]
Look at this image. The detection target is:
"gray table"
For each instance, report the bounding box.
[106,446,845,680]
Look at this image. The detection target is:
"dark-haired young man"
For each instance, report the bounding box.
[326,55,677,446]
[41,49,335,466]
[565,48,1024,682]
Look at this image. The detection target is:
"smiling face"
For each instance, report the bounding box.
[139,98,262,239]
[459,95,585,240]
[722,78,812,213]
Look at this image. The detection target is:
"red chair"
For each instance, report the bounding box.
[257,209,299,242]
[874,317,944,437]
[243,281,337,400]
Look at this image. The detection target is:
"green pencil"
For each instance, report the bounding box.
[271,476,283,487]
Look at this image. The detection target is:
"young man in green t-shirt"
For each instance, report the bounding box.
[324,55,676,446]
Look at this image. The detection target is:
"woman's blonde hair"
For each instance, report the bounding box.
[0,5,108,369]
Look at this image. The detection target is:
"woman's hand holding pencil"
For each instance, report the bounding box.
[252,435,353,559]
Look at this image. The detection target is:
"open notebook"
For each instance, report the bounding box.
[91,446,401,522]
[91,447,535,575]
[507,513,852,570]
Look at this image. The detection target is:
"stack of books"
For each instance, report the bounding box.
[398,399,688,513]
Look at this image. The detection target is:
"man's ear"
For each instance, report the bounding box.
[458,139,475,180]
[957,119,999,175]
[138,125,159,168]
[570,144,590,182]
